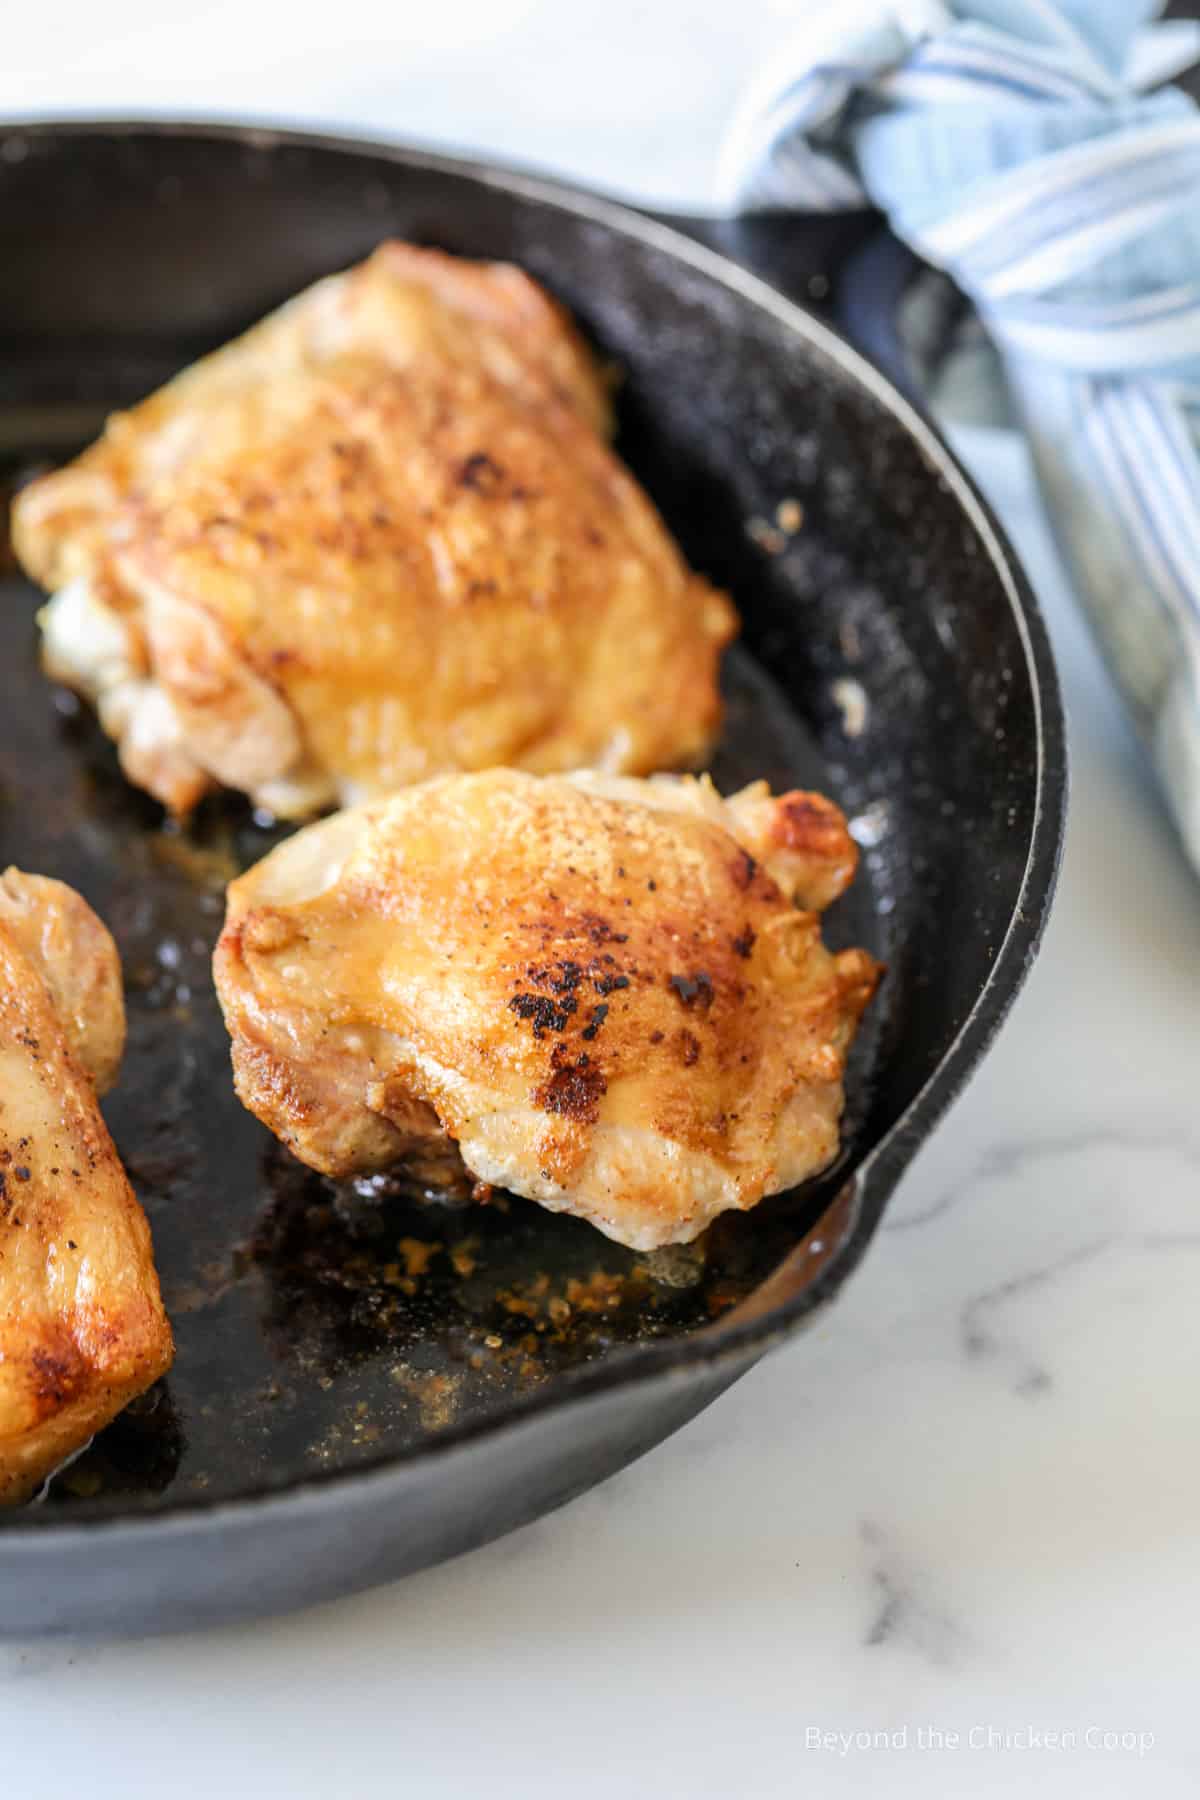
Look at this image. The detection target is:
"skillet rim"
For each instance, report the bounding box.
[0,116,1067,1541]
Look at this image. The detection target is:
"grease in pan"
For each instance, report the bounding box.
[0,126,1060,1634]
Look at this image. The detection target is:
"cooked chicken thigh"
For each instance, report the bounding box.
[13,244,735,818]
[0,870,173,1502]
[215,771,878,1250]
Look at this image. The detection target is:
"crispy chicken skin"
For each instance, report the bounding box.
[0,869,126,1097]
[0,870,173,1502]
[214,771,879,1250]
[13,243,736,818]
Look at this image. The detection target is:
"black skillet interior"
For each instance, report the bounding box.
[0,125,1056,1523]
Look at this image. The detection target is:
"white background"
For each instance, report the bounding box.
[0,0,798,210]
[4,4,1200,1796]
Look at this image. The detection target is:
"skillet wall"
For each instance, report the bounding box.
[0,125,1038,1171]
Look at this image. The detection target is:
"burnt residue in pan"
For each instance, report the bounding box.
[0,518,884,1517]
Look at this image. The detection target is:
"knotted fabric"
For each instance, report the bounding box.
[719,0,1200,870]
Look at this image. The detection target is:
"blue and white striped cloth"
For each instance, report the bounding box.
[719,0,1200,873]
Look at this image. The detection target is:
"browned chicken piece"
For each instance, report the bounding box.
[0,868,127,1095]
[0,870,173,1502]
[13,243,736,819]
[214,771,879,1250]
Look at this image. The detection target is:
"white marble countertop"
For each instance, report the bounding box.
[4,4,1200,1795]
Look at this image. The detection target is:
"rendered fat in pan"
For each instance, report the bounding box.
[0,121,1065,1636]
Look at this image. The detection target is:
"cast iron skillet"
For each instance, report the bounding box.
[0,121,1065,1636]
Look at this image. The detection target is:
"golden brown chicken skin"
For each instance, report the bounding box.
[0,870,173,1502]
[214,771,878,1250]
[13,243,736,819]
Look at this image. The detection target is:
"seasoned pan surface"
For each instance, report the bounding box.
[0,126,1063,1619]
[0,611,876,1513]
